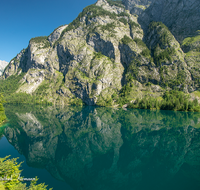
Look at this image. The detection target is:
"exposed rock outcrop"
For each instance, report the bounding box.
[123,0,200,42]
[1,0,200,105]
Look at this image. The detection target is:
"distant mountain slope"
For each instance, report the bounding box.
[0,60,8,76]
[123,0,200,42]
[1,0,200,107]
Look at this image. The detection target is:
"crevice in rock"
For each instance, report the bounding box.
[119,43,136,86]
[86,32,115,60]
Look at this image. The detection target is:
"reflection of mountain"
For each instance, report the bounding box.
[4,105,200,190]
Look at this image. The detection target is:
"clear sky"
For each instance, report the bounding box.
[0,0,97,62]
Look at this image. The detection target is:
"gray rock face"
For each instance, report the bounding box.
[48,25,68,45]
[123,0,200,41]
[2,0,200,105]
[3,48,28,78]
[0,60,9,76]
[86,32,115,60]
[2,0,132,104]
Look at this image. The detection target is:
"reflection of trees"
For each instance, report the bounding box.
[3,105,200,190]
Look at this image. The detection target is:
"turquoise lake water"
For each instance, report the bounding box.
[0,104,200,190]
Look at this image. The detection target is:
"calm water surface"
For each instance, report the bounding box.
[0,104,200,190]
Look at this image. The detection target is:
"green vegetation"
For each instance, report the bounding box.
[181,35,200,55]
[81,5,117,21]
[157,66,187,88]
[134,4,146,10]
[133,38,146,47]
[30,36,48,43]
[118,12,130,17]
[107,0,124,8]
[148,22,173,48]
[121,36,151,58]
[121,35,133,45]
[59,4,118,40]
[141,48,151,57]
[128,90,200,112]
[119,18,128,25]
[129,21,140,29]
[0,94,6,124]
[96,82,134,107]
[5,93,52,105]
[154,46,175,66]
[182,35,200,46]
[147,22,177,66]
[54,1,127,47]
[185,51,200,57]
[100,22,116,32]
[133,38,151,58]
[176,70,187,85]
[149,21,169,32]
[30,36,50,49]
[95,81,200,113]
[69,97,85,106]
[0,124,6,140]
[0,156,52,190]
[159,31,170,46]
[0,73,52,105]
[128,62,139,79]
[93,51,104,59]
[96,96,113,107]
[0,72,25,96]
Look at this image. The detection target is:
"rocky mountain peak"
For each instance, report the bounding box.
[1,0,200,106]
[48,25,68,45]
[96,0,125,14]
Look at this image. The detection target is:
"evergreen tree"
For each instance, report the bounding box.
[0,94,6,124]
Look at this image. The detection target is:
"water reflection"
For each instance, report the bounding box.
[3,105,200,190]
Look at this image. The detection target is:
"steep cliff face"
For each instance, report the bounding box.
[2,0,200,105]
[123,0,200,42]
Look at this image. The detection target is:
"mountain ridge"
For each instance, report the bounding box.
[1,0,200,107]
[123,0,200,42]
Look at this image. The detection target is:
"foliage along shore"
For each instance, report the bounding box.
[0,156,52,190]
[0,94,6,125]
[127,90,200,112]
[0,73,200,112]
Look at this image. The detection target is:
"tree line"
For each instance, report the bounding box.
[0,94,6,124]
[128,90,200,112]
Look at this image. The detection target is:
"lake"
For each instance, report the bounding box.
[0,104,200,190]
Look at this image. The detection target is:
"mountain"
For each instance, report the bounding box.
[0,60,9,76]
[123,0,200,42]
[1,0,200,106]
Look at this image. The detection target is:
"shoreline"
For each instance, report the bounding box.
[3,103,200,113]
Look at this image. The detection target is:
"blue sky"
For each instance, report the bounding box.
[0,0,97,62]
